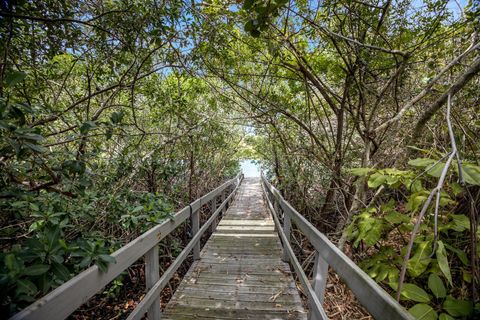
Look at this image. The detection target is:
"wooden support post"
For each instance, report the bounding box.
[273,198,280,232]
[282,210,291,263]
[145,245,161,320]
[210,197,218,233]
[221,190,227,216]
[191,207,200,261]
[312,250,328,304]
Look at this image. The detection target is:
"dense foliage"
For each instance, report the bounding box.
[0,0,479,319]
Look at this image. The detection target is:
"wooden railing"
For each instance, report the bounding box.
[261,175,414,320]
[11,173,244,320]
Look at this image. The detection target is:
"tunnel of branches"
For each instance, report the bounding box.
[0,1,479,319]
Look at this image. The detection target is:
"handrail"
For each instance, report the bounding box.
[11,173,244,320]
[261,174,414,320]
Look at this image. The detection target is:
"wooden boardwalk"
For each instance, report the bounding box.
[163,178,307,319]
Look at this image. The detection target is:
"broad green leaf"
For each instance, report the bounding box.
[407,241,431,277]
[98,254,116,263]
[24,264,50,276]
[408,158,436,168]
[462,163,480,185]
[427,273,446,298]
[427,162,446,178]
[347,167,374,176]
[16,279,37,295]
[5,70,27,87]
[5,253,19,271]
[444,243,468,265]
[353,213,384,248]
[450,214,470,232]
[132,205,144,213]
[406,192,428,213]
[24,142,47,153]
[436,241,452,286]
[385,211,410,224]
[110,111,124,124]
[52,262,70,281]
[80,121,97,134]
[438,313,454,320]
[408,303,437,320]
[368,172,387,188]
[443,296,473,317]
[401,283,431,302]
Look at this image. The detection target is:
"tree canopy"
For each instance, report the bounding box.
[0,0,479,318]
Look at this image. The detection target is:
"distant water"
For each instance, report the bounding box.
[240,159,260,177]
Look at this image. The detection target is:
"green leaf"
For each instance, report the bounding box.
[16,279,37,296]
[406,192,428,213]
[24,142,47,153]
[427,162,446,178]
[450,214,470,232]
[443,296,473,317]
[385,211,410,224]
[110,111,124,124]
[401,283,431,302]
[5,253,19,271]
[5,70,27,87]
[436,241,452,286]
[347,167,374,176]
[80,121,96,134]
[62,160,86,175]
[428,273,446,298]
[438,313,454,320]
[368,172,387,188]
[408,158,436,168]
[407,241,431,277]
[462,163,480,185]
[408,303,438,320]
[52,262,70,281]
[444,243,468,266]
[132,205,144,213]
[98,254,116,264]
[24,264,50,276]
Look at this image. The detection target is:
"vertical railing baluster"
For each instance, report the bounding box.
[145,245,161,319]
[210,195,219,233]
[191,206,200,261]
[312,250,328,304]
[273,194,280,232]
[282,203,291,263]
[221,189,227,217]
[308,251,329,320]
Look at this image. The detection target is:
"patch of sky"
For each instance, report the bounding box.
[240,159,261,177]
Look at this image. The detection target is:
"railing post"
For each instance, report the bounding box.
[145,245,161,319]
[210,196,218,233]
[273,196,280,232]
[191,206,200,260]
[282,207,291,263]
[312,250,328,304]
[221,189,227,215]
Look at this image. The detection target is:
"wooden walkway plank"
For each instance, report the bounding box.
[163,177,307,320]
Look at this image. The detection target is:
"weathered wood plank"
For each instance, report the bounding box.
[163,307,306,320]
